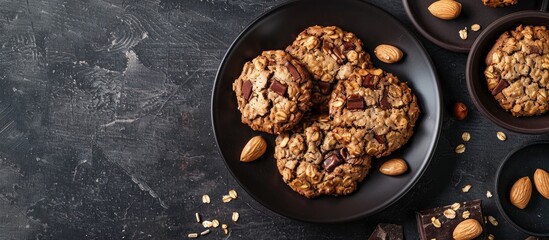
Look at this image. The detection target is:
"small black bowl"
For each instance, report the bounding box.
[466,11,549,134]
[495,141,549,237]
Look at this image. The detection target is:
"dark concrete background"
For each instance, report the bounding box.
[0,0,547,239]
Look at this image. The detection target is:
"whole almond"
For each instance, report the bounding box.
[374,44,404,64]
[379,158,408,176]
[452,219,483,240]
[510,176,532,209]
[240,136,267,162]
[534,168,549,199]
[428,0,462,20]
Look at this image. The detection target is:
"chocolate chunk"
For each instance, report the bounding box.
[270,80,287,96]
[374,134,386,144]
[284,61,301,81]
[242,80,252,101]
[347,94,364,110]
[339,148,349,161]
[362,75,376,88]
[319,82,331,95]
[368,223,404,240]
[343,40,356,50]
[380,91,391,110]
[530,45,542,55]
[322,39,333,53]
[322,151,343,172]
[491,80,509,96]
[416,199,486,240]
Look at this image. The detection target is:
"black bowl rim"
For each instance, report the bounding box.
[403,0,549,53]
[494,140,549,237]
[466,10,549,134]
[211,0,443,223]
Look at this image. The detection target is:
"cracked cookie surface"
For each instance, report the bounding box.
[482,0,518,7]
[328,68,420,158]
[233,50,313,134]
[274,115,371,198]
[484,25,549,117]
[286,25,372,114]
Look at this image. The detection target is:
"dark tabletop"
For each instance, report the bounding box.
[0,0,548,239]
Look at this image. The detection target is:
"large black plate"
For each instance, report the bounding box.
[495,141,549,236]
[211,0,442,222]
[403,0,548,53]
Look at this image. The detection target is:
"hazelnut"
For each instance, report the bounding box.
[453,102,468,120]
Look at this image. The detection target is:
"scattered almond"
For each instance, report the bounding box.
[510,176,532,209]
[453,219,483,240]
[374,44,404,64]
[240,136,267,162]
[534,168,549,199]
[379,158,408,176]
[428,0,462,20]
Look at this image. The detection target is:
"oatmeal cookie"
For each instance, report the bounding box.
[286,25,372,113]
[484,25,549,117]
[233,50,313,134]
[328,68,420,158]
[274,115,372,198]
[482,0,518,8]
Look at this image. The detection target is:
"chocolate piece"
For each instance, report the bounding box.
[491,80,509,96]
[530,45,542,55]
[285,61,301,81]
[416,199,486,240]
[362,75,376,88]
[343,40,356,50]
[242,80,252,101]
[322,39,332,53]
[368,223,404,240]
[270,80,287,96]
[339,148,349,161]
[319,82,331,95]
[347,94,364,110]
[380,90,391,110]
[374,134,386,144]
[322,150,343,172]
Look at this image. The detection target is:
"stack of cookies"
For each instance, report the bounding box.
[233,25,421,198]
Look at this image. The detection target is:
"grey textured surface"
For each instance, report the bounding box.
[0,0,547,239]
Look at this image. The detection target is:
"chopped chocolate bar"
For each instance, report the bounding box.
[368,223,404,240]
[416,199,486,240]
[346,94,364,110]
[270,80,287,96]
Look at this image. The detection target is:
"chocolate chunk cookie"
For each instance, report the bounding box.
[286,25,372,113]
[482,0,518,8]
[274,115,372,198]
[233,50,313,134]
[484,25,549,117]
[328,68,420,158]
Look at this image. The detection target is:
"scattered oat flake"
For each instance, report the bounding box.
[431,217,441,228]
[497,131,506,141]
[462,210,470,219]
[202,194,210,204]
[451,202,461,211]
[232,212,240,222]
[223,228,229,235]
[459,27,468,40]
[488,216,498,226]
[462,184,472,193]
[188,233,198,238]
[444,209,456,219]
[202,220,213,228]
[229,189,238,199]
[221,224,228,229]
[222,195,232,203]
[462,132,471,142]
[486,191,493,198]
[200,229,210,236]
[195,212,201,223]
[471,24,481,32]
[212,219,220,228]
[455,144,466,154]
[488,234,495,240]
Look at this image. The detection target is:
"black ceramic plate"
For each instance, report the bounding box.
[403,0,549,53]
[495,141,549,236]
[467,11,549,134]
[212,0,442,222]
